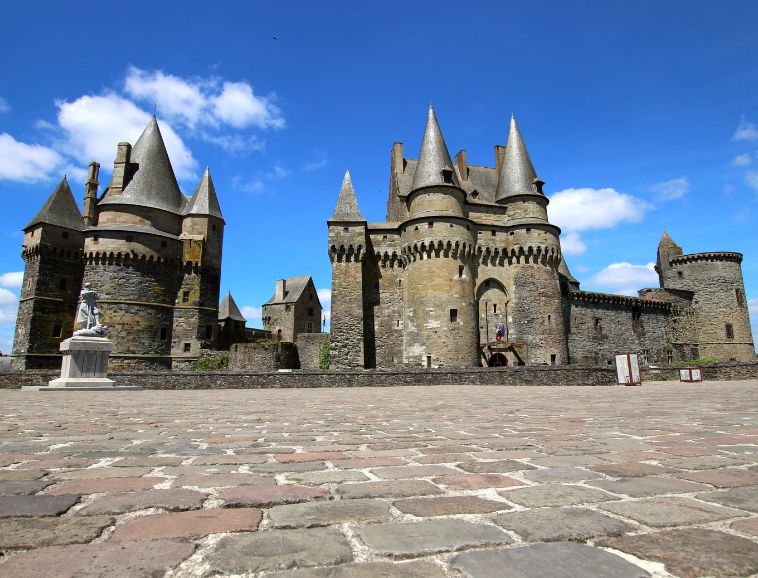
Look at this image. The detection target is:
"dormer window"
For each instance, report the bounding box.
[441,168,454,184]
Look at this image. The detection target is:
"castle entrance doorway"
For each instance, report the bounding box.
[488,352,507,367]
[476,279,509,346]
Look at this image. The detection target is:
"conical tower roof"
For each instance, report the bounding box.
[24,176,83,231]
[99,116,185,214]
[558,256,580,289]
[411,105,459,190]
[658,231,676,247]
[218,291,246,322]
[186,167,223,220]
[496,116,540,202]
[330,170,365,221]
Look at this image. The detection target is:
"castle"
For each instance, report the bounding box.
[327,107,755,369]
[13,117,224,370]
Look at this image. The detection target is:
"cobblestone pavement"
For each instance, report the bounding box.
[1,380,758,577]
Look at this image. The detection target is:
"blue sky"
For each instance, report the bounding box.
[0,0,757,352]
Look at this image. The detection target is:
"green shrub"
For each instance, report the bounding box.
[671,357,718,367]
[319,335,330,369]
[191,353,229,370]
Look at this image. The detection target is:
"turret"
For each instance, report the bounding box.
[12,177,85,369]
[500,116,567,365]
[82,162,100,226]
[401,106,478,368]
[328,170,368,369]
[217,291,246,350]
[655,231,683,287]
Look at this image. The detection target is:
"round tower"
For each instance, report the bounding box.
[497,116,567,365]
[400,107,478,368]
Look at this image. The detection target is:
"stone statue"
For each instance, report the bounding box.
[73,283,109,337]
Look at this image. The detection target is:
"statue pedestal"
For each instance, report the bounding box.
[25,336,140,391]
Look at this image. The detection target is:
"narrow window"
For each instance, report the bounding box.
[426,355,432,368]
[594,317,602,334]
[62,231,69,239]
[550,354,557,365]
[441,168,453,183]
[632,309,641,322]
[58,278,67,290]
[93,235,99,242]
[736,288,744,307]
[667,350,674,364]
[183,343,191,353]
[677,271,683,279]
[52,324,62,338]
[458,265,464,278]
[212,224,216,231]
[491,230,496,236]
[509,231,514,236]
[382,235,388,240]
[182,291,190,303]
[547,314,551,325]
[307,322,314,332]
[204,325,212,339]
[726,323,734,339]
[526,228,531,233]
[160,328,168,340]
[450,309,458,323]
[342,227,349,233]
[396,319,401,328]
[427,222,433,229]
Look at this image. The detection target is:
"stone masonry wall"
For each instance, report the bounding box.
[369,258,404,368]
[296,333,328,369]
[329,258,364,370]
[228,341,299,371]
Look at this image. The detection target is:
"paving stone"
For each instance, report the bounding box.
[0,469,46,481]
[660,455,746,470]
[0,494,79,517]
[190,454,268,465]
[493,507,633,541]
[219,484,330,507]
[276,452,346,463]
[160,465,240,477]
[44,477,159,495]
[0,479,53,495]
[79,488,206,515]
[249,461,328,474]
[451,542,650,578]
[354,519,511,557]
[269,498,392,528]
[432,473,522,490]
[601,528,758,578]
[731,517,758,537]
[394,496,511,516]
[414,453,471,464]
[371,465,459,479]
[600,496,747,527]
[588,462,675,477]
[110,456,185,467]
[0,539,195,578]
[458,460,534,473]
[201,528,352,575]
[588,476,711,497]
[267,560,448,577]
[330,457,407,468]
[677,468,758,487]
[522,467,605,483]
[697,486,758,512]
[110,507,262,541]
[50,467,152,480]
[336,480,442,499]
[287,470,369,485]
[0,515,114,549]
[172,472,275,488]
[527,455,605,467]
[499,484,616,507]
[347,449,416,458]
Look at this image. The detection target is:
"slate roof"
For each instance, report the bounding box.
[218,291,246,322]
[411,106,460,190]
[25,176,84,231]
[558,257,580,288]
[186,167,223,220]
[98,116,185,214]
[496,116,540,202]
[330,170,365,221]
[264,276,314,305]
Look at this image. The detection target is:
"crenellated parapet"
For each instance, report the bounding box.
[329,243,365,263]
[571,290,673,311]
[401,239,476,263]
[373,250,403,268]
[22,244,83,264]
[476,243,561,268]
[669,251,743,266]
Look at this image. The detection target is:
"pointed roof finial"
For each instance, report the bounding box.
[330,169,365,222]
[24,176,84,231]
[496,115,540,202]
[218,291,246,322]
[411,106,459,190]
[186,166,223,220]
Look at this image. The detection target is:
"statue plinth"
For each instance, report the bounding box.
[48,336,116,388]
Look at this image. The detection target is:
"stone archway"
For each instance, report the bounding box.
[488,352,507,367]
[476,279,509,345]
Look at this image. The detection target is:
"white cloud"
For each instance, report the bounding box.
[125,66,207,128]
[732,153,753,167]
[588,262,659,296]
[240,305,262,323]
[560,231,587,256]
[745,171,758,192]
[650,177,690,201]
[304,156,327,171]
[0,288,18,324]
[56,94,197,181]
[0,133,63,182]
[212,82,284,129]
[733,116,758,142]
[0,97,9,114]
[0,272,23,289]
[749,298,758,316]
[233,163,290,194]
[317,288,332,310]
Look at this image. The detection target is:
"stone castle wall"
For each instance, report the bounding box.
[228,341,299,371]
[296,333,328,369]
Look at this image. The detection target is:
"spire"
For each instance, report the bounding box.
[496,115,540,202]
[658,231,676,247]
[24,176,83,231]
[411,105,459,190]
[186,167,223,220]
[330,169,365,221]
[98,116,185,214]
[218,291,246,322]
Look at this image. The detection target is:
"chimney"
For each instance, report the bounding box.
[82,161,100,227]
[109,142,132,197]
[494,145,506,180]
[275,279,286,301]
[455,149,468,182]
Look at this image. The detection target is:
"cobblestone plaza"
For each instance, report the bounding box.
[1,381,758,577]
